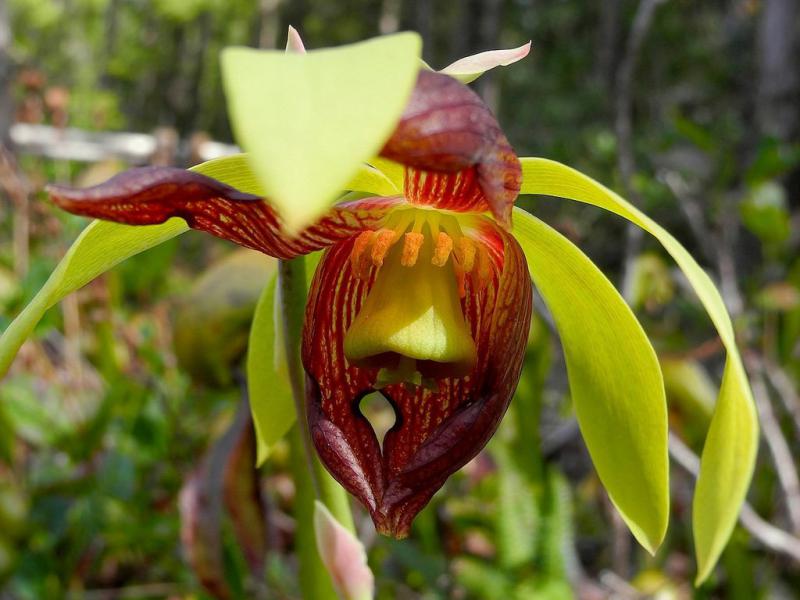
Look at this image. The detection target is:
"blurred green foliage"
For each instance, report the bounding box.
[1,0,799,598]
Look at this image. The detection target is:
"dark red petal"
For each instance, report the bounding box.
[303,220,532,537]
[380,70,522,228]
[47,166,402,259]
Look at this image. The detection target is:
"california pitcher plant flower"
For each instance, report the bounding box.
[47,68,532,537]
[1,31,758,583]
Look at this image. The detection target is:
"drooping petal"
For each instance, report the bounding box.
[48,166,403,260]
[380,71,521,228]
[303,219,531,537]
[513,208,668,554]
[518,157,758,583]
[438,41,532,84]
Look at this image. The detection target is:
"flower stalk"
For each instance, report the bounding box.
[278,256,355,534]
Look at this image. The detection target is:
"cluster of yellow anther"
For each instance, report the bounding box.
[349,208,492,295]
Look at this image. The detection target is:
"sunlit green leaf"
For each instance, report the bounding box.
[513,209,669,553]
[0,218,187,378]
[221,33,421,233]
[247,275,295,465]
[518,157,758,583]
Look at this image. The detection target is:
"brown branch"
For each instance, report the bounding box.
[745,355,800,533]
[763,358,800,440]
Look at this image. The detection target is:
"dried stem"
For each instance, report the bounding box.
[762,359,800,440]
[745,356,800,533]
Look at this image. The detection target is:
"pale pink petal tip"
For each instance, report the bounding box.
[286,25,307,54]
[439,41,532,83]
[314,501,375,600]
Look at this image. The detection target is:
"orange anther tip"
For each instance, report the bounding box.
[371,228,398,267]
[431,232,453,267]
[401,232,424,267]
[350,230,375,278]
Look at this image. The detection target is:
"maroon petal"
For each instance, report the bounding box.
[303,219,532,537]
[48,166,402,259]
[380,71,522,228]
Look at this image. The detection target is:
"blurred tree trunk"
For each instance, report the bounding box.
[412,0,434,58]
[756,0,799,142]
[259,0,283,49]
[449,0,475,62]
[101,0,120,87]
[379,0,401,34]
[594,0,622,93]
[475,0,504,113]
[283,0,307,34]
[756,0,800,204]
[0,0,12,145]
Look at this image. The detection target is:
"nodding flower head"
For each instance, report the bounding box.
[48,69,532,536]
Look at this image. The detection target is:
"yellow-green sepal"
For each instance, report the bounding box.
[513,208,669,554]
[518,157,758,584]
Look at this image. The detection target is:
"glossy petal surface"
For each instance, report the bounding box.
[48,166,403,260]
[381,71,521,228]
[303,220,531,536]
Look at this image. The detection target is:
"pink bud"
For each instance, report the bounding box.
[314,501,374,600]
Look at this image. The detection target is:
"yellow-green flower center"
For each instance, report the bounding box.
[343,209,486,383]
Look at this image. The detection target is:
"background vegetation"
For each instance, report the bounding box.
[0,0,799,598]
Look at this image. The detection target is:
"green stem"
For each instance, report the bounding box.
[289,426,338,600]
[277,257,355,533]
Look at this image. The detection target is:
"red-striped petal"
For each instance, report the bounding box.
[48,167,402,259]
[380,71,522,228]
[303,218,531,537]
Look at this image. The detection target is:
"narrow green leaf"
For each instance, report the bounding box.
[0,218,188,378]
[518,157,758,583]
[221,33,421,233]
[247,275,295,465]
[513,209,669,553]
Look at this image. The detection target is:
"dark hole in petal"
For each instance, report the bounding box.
[358,391,397,450]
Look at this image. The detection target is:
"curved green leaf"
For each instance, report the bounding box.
[221,33,421,233]
[247,275,295,465]
[513,209,668,553]
[0,218,188,378]
[518,157,758,583]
